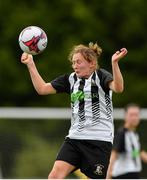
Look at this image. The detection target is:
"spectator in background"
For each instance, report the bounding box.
[107,103,147,179]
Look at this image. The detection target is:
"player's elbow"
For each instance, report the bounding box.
[36,86,47,95]
[36,89,45,95]
[114,86,124,93]
[109,81,124,93]
[112,83,124,93]
[36,83,56,95]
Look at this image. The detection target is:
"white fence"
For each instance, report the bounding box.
[0,107,147,120]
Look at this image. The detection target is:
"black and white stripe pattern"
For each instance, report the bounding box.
[91,72,100,125]
[78,78,86,131]
[68,69,113,142]
[105,93,113,122]
[70,73,77,126]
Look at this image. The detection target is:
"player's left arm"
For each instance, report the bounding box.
[109,48,128,93]
[140,150,147,163]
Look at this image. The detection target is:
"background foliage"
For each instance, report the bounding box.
[0,0,147,178]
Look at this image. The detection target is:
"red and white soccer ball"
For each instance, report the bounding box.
[19,26,48,55]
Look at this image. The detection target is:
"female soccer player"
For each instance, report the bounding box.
[21,42,127,179]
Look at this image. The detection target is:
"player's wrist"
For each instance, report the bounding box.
[26,59,35,68]
[111,59,119,65]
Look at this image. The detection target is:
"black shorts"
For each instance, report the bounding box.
[112,172,140,179]
[56,137,112,179]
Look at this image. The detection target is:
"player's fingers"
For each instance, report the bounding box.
[28,54,33,59]
[120,48,128,54]
[115,51,120,55]
[21,52,28,61]
[120,49,128,56]
[118,51,127,59]
[120,48,126,51]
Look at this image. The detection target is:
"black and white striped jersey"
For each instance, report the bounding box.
[51,68,114,143]
[112,127,142,177]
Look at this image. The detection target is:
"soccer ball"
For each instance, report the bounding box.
[19,26,48,55]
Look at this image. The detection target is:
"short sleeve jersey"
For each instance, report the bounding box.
[51,69,114,143]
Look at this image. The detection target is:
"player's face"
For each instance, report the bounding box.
[125,107,140,128]
[72,53,95,78]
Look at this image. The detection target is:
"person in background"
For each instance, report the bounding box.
[107,103,147,179]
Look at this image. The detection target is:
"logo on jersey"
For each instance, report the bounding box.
[71,91,99,103]
[71,90,85,103]
[94,164,104,175]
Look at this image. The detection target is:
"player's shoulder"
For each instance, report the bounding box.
[96,68,113,91]
[58,73,72,80]
[96,68,112,76]
[59,72,77,83]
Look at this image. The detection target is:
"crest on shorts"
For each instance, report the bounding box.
[94,164,104,175]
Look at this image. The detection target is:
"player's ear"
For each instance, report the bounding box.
[89,60,96,68]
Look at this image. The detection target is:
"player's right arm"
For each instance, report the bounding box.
[21,52,56,95]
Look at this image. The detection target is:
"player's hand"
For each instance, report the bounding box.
[112,48,128,63]
[21,52,34,65]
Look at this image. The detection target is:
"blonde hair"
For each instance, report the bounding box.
[68,42,102,68]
